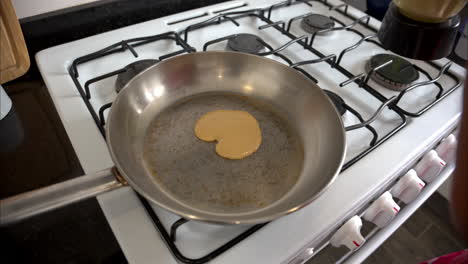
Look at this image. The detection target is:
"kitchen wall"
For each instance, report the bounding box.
[12,0,104,19]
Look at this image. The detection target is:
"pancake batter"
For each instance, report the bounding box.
[194,110,262,159]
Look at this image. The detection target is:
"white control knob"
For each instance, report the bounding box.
[436,134,457,164]
[330,215,365,250]
[391,169,425,204]
[414,150,446,183]
[363,191,400,228]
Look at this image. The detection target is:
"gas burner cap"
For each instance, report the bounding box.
[324,90,346,116]
[227,34,266,54]
[115,59,159,93]
[366,54,419,91]
[301,14,335,34]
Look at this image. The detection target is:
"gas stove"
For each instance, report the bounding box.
[36,0,466,263]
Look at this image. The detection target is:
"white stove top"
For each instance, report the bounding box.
[36,0,466,263]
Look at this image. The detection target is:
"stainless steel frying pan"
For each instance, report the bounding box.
[1,51,346,225]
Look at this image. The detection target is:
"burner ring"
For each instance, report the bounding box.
[366,54,419,91]
[227,34,266,54]
[301,14,335,34]
[324,90,346,116]
[115,59,159,93]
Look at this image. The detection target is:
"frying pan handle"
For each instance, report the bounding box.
[0,168,124,226]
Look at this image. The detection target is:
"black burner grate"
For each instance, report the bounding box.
[69,31,195,134]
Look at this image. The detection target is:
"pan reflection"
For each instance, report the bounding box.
[143,84,165,103]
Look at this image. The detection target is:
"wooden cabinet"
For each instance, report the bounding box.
[0,0,29,84]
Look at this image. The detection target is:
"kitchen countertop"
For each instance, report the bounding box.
[0,77,126,263]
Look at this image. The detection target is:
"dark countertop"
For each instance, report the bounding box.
[0,78,126,263]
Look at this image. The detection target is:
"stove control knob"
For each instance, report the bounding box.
[391,169,425,204]
[330,215,365,251]
[363,191,400,228]
[436,134,457,164]
[414,150,446,183]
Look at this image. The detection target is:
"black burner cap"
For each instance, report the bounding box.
[115,59,159,92]
[366,53,419,91]
[301,14,335,34]
[227,34,265,54]
[324,90,346,116]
